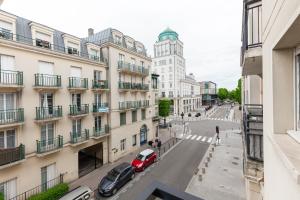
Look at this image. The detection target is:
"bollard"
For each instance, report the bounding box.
[202,167,206,174]
[205,162,208,167]
[211,147,215,152]
[209,152,213,158]
[198,174,202,181]
[207,157,210,162]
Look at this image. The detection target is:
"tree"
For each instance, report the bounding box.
[159,99,171,126]
[235,79,241,104]
[218,88,229,100]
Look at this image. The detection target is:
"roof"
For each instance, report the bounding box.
[158,27,178,41]
[59,186,92,200]
[140,149,154,156]
[114,162,131,172]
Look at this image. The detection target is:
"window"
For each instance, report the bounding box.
[41,163,56,191]
[161,75,164,81]
[0,178,17,200]
[169,74,173,80]
[72,119,82,137]
[72,93,81,108]
[0,129,15,148]
[67,41,79,55]
[159,60,166,66]
[161,67,164,73]
[169,82,173,88]
[140,61,144,67]
[36,31,51,49]
[154,62,157,66]
[40,93,53,116]
[0,55,15,71]
[38,61,54,75]
[169,91,173,98]
[131,58,136,66]
[115,35,122,45]
[162,83,164,89]
[132,110,137,123]
[169,58,172,64]
[141,109,146,120]
[94,70,102,81]
[120,139,126,151]
[119,54,125,63]
[89,49,99,60]
[94,116,102,130]
[132,135,137,146]
[120,112,126,126]
[169,66,172,72]
[41,123,54,149]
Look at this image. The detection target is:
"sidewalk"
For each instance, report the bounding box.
[185,131,246,200]
[69,127,181,191]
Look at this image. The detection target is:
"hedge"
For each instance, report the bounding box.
[0,192,4,200]
[28,183,69,200]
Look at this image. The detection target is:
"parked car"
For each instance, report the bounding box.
[131,149,157,172]
[59,186,93,200]
[98,162,135,197]
[188,113,192,117]
[195,113,201,117]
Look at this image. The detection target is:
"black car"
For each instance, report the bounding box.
[98,162,135,197]
[195,113,201,117]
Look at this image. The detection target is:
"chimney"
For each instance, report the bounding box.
[88,28,94,37]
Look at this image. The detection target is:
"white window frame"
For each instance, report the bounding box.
[120,138,126,151]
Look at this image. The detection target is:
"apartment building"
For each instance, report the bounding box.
[152,28,201,114]
[240,1,263,200]
[199,81,217,106]
[262,0,300,199]
[0,10,111,199]
[84,28,156,162]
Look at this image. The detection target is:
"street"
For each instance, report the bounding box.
[97,106,240,200]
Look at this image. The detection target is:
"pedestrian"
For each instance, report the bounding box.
[216,125,220,145]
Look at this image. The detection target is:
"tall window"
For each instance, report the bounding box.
[141,109,146,120]
[132,135,137,146]
[94,70,102,81]
[95,116,101,130]
[72,119,82,135]
[119,54,125,62]
[0,178,17,200]
[41,123,54,149]
[41,164,56,191]
[296,55,300,129]
[132,110,137,123]
[120,112,126,126]
[0,129,15,148]
[120,139,126,151]
[71,93,81,107]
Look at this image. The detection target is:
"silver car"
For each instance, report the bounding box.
[59,186,94,200]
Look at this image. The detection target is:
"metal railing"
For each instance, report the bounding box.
[243,104,263,162]
[68,77,88,89]
[35,106,62,120]
[119,81,131,90]
[119,101,132,110]
[93,125,110,137]
[34,74,61,88]
[142,100,150,107]
[0,28,105,63]
[118,61,149,76]
[0,108,24,125]
[92,80,108,89]
[0,70,23,86]
[69,104,89,116]
[9,174,64,200]
[36,136,63,154]
[0,144,25,166]
[70,129,89,144]
[92,103,109,113]
[119,82,149,91]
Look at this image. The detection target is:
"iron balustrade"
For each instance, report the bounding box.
[68,77,88,89]
[9,174,64,200]
[69,104,89,116]
[0,144,25,166]
[0,108,24,125]
[36,136,63,154]
[132,101,142,109]
[118,61,149,76]
[142,100,150,107]
[93,125,110,137]
[243,104,263,162]
[0,70,23,86]
[119,81,131,90]
[119,101,132,110]
[70,129,89,144]
[92,80,108,89]
[35,106,62,120]
[34,74,61,87]
[92,103,109,113]
[0,29,105,63]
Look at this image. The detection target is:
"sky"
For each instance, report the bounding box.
[1,0,242,90]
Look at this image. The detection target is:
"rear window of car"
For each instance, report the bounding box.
[136,154,145,161]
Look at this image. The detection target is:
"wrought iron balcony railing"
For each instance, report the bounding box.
[0,144,25,166]
[36,136,63,154]
[70,129,89,144]
[0,108,24,125]
[68,77,88,89]
[35,106,62,120]
[69,104,89,116]
[92,80,108,90]
[118,61,149,76]
[34,74,61,88]
[0,70,23,86]
[93,125,110,137]
[92,103,109,113]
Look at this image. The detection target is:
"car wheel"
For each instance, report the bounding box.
[131,173,135,180]
[142,166,145,171]
[112,188,117,195]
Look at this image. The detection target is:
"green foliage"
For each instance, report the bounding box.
[28,183,69,200]
[218,88,229,100]
[159,99,171,118]
[0,193,4,200]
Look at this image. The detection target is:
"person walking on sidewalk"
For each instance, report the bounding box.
[216,125,220,145]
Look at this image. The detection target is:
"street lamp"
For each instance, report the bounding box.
[180,112,185,134]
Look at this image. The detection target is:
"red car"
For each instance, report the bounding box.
[131,149,157,171]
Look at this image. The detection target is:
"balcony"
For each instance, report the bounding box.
[241,1,262,76]
[0,70,23,90]
[131,83,149,92]
[0,28,13,40]
[243,104,263,162]
[118,61,149,76]
[0,144,25,169]
[69,104,89,117]
[92,125,110,139]
[92,80,109,91]
[119,81,131,91]
[132,101,142,109]
[70,129,89,145]
[68,77,88,91]
[0,108,24,128]
[92,103,109,114]
[142,100,150,108]
[119,101,132,110]
[34,74,61,90]
[35,106,62,123]
[36,136,63,156]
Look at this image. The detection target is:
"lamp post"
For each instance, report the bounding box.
[181,112,185,134]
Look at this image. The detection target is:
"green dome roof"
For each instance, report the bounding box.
[158,27,178,41]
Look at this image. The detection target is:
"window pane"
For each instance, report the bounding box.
[0,131,4,148]
[6,129,15,148]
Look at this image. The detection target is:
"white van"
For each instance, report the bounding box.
[59,186,94,200]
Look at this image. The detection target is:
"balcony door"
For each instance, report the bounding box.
[0,93,16,123]
[72,119,82,136]
[0,55,15,84]
[41,123,54,149]
[38,61,54,86]
[0,129,15,148]
[94,116,102,131]
[72,93,81,111]
[71,67,81,87]
[0,178,17,200]
[95,94,102,111]
[40,93,53,117]
[41,163,56,191]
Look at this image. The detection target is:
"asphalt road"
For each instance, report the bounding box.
[98,118,240,200]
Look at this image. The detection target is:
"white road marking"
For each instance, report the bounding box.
[191,135,197,140]
[196,136,202,141]
[186,135,192,139]
[207,137,213,143]
[201,136,207,142]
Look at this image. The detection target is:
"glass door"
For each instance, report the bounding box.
[41,123,54,151]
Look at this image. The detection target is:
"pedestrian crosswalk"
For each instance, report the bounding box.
[178,134,213,144]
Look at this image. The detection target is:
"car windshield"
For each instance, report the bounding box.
[106,169,119,181]
[136,154,145,161]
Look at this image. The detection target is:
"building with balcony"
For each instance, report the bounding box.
[85,28,156,162]
[261,0,300,199]
[152,29,201,115]
[240,1,263,200]
[0,10,110,199]
[199,81,217,106]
